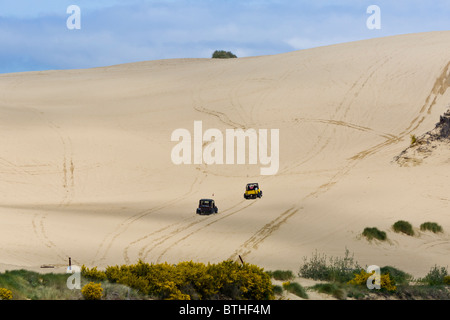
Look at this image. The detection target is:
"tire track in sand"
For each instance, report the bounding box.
[150,200,258,263]
[29,111,76,264]
[277,56,392,176]
[123,199,247,263]
[1,77,75,264]
[230,59,450,261]
[191,61,247,130]
[228,207,299,261]
[174,56,392,262]
[117,62,241,265]
[92,170,206,266]
[282,59,450,196]
[350,60,450,163]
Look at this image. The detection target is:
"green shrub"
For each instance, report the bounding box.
[267,270,295,281]
[212,50,237,59]
[282,281,308,299]
[393,220,414,236]
[362,227,387,241]
[298,250,329,281]
[444,276,450,285]
[380,266,412,286]
[298,249,361,283]
[81,282,103,300]
[420,222,443,233]
[0,288,13,300]
[420,265,448,286]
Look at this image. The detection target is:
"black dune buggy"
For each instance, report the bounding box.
[196,199,219,215]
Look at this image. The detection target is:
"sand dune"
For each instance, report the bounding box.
[0,31,449,279]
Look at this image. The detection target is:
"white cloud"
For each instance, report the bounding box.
[1,1,450,73]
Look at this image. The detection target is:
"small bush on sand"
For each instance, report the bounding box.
[420,265,448,286]
[362,227,387,241]
[267,270,295,281]
[81,282,103,300]
[393,220,414,236]
[298,249,361,282]
[420,222,443,233]
[0,288,13,300]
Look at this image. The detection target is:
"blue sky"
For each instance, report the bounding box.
[0,0,449,73]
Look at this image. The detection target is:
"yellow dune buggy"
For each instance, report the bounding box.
[244,183,262,200]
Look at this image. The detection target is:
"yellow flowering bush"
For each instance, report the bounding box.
[348,269,397,292]
[81,282,103,300]
[0,288,13,300]
[82,259,274,300]
[207,260,274,300]
[81,265,107,281]
[159,281,190,300]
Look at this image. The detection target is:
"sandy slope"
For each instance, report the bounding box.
[0,32,449,280]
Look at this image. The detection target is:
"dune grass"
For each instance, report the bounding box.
[266,270,295,281]
[362,227,387,241]
[0,269,143,300]
[298,249,450,300]
[0,269,80,300]
[282,281,308,299]
[310,282,349,300]
[393,220,414,236]
[272,284,283,295]
[1,261,448,300]
[420,222,443,233]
